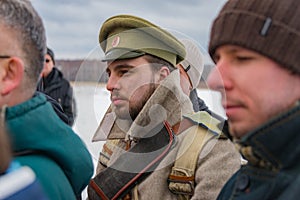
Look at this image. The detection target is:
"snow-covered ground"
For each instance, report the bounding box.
[72,82,225,198]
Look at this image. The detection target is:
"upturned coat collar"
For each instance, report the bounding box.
[92,70,193,141]
[237,101,300,171]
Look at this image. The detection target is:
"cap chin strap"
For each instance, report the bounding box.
[184,65,191,73]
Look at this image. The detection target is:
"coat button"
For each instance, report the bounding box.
[236,174,250,191]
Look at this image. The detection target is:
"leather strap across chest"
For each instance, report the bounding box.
[88,121,175,200]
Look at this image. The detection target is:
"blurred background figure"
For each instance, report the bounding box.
[37,47,77,126]
[178,38,224,121]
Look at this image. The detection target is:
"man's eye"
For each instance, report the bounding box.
[213,54,220,63]
[236,56,252,61]
[119,70,129,76]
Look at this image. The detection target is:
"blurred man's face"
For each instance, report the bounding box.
[178,64,192,96]
[207,45,300,139]
[106,56,160,120]
[41,54,54,77]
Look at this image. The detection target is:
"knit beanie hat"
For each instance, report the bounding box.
[47,47,55,65]
[179,39,203,89]
[209,0,300,74]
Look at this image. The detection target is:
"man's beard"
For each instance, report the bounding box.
[128,83,156,120]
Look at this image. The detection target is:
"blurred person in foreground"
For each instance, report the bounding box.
[207,0,300,199]
[88,14,240,200]
[0,106,48,200]
[0,0,93,199]
[37,47,77,126]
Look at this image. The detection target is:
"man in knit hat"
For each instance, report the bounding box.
[207,0,300,199]
[88,14,240,200]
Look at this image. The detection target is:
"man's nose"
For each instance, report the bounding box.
[207,65,224,92]
[106,73,120,92]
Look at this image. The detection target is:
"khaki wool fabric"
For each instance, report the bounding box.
[93,70,241,199]
[99,14,186,67]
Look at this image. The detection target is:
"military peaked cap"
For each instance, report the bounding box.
[99,14,186,67]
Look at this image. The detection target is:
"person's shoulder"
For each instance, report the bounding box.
[61,77,71,87]
[35,92,69,124]
[57,75,72,91]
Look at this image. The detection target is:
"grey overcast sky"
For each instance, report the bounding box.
[31,0,227,62]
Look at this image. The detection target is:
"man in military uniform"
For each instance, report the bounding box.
[88,14,241,200]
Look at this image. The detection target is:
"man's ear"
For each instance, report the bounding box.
[157,66,171,83]
[1,57,24,95]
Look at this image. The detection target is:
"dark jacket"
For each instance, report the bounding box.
[8,94,94,199]
[37,67,76,126]
[35,91,69,125]
[217,102,300,200]
[189,89,225,121]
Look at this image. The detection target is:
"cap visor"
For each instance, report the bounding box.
[102,48,145,61]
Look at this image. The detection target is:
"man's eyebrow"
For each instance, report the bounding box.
[106,64,135,73]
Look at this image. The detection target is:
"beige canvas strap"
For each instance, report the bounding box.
[168,111,222,199]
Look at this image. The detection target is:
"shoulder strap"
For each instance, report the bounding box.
[168,111,223,199]
[88,121,175,200]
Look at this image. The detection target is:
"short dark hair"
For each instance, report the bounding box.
[0,0,46,85]
[143,54,176,73]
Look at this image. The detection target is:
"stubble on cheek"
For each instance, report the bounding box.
[128,83,157,121]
